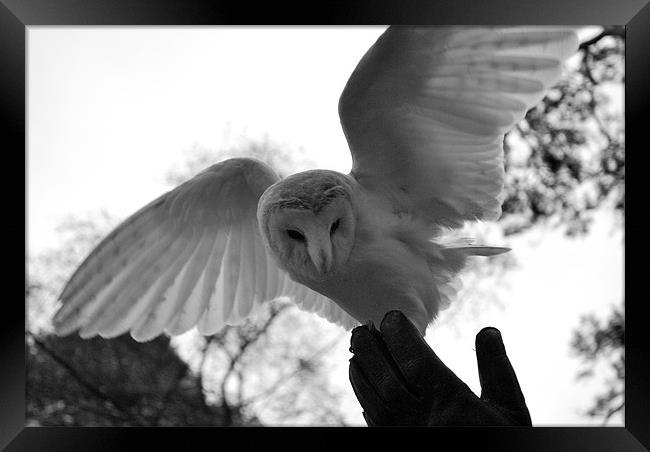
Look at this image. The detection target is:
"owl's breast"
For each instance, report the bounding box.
[307,210,441,333]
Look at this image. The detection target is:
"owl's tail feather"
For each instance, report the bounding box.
[446,245,511,257]
[434,229,510,256]
[437,244,510,273]
[422,243,510,318]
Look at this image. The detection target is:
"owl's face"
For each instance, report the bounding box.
[262,196,356,282]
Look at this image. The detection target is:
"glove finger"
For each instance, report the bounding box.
[475,327,528,412]
[350,325,421,412]
[349,358,395,426]
[379,310,458,396]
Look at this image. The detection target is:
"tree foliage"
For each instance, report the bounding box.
[501,27,624,237]
[27,333,231,426]
[508,27,626,425]
[570,305,624,424]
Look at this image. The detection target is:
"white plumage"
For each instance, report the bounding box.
[53,26,579,340]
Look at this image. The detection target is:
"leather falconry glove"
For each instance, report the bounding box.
[349,310,532,426]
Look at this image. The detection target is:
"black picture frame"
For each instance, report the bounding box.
[4,0,647,449]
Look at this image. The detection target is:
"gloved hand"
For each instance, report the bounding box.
[348,310,532,426]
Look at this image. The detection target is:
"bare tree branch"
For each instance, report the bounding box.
[242,332,345,406]
[578,27,625,50]
[602,399,625,425]
[197,302,292,425]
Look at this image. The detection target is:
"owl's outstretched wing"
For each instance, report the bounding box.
[53,157,357,342]
[339,26,579,229]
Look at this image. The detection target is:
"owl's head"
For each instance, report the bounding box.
[258,170,357,282]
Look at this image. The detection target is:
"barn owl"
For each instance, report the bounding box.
[53,26,579,341]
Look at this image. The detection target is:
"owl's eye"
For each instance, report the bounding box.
[286,229,306,242]
[330,218,341,235]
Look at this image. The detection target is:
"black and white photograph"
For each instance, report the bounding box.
[23,24,625,430]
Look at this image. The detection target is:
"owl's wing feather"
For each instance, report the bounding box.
[53,157,356,342]
[293,285,360,331]
[339,26,579,229]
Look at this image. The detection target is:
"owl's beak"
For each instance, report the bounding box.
[307,238,333,275]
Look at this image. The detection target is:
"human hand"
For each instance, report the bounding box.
[348,310,532,426]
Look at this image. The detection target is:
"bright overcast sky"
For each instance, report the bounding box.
[27,26,622,426]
